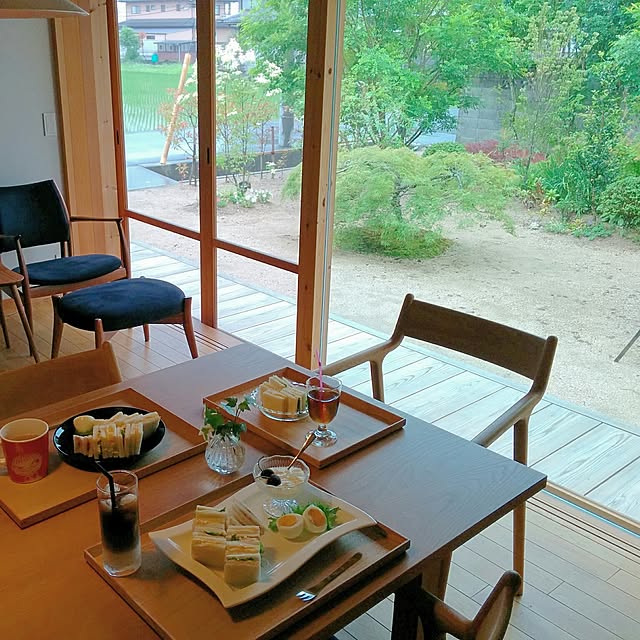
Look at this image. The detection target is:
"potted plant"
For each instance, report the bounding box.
[201,396,253,474]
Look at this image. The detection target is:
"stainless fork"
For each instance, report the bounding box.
[296,552,363,602]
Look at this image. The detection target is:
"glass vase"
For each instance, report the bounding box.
[204,433,245,475]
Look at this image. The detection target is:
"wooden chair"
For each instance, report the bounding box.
[0,262,39,362]
[0,179,130,330]
[408,570,521,640]
[0,343,122,422]
[323,294,557,591]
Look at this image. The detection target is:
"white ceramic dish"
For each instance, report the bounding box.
[149,482,376,608]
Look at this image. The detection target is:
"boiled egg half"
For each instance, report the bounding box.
[276,512,304,539]
[303,504,327,534]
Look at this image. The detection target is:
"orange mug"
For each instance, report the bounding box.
[0,418,50,483]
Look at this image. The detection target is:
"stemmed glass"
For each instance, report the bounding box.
[305,375,342,447]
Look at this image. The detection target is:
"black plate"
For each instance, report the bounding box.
[53,406,166,472]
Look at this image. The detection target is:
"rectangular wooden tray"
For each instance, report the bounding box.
[203,366,405,468]
[0,388,205,529]
[85,479,410,640]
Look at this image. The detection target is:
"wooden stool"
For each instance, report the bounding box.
[0,263,39,362]
[51,278,198,359]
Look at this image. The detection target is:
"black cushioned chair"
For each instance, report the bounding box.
[0,180,130,328]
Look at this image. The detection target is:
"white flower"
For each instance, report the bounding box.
[265,61,282,78]
[254,73,269,84]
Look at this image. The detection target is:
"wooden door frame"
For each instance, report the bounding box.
[99,0,344,368]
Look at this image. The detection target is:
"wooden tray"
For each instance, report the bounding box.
[0,388,205,529]
[203,367,405,468]
[85,478,410,640]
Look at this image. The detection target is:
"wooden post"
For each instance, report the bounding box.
[53,0,120,257]
[295,0,346,368]
[160,52,192,165]
[197,0,216,327]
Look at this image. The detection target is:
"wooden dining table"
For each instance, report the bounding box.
[0,342,546,639]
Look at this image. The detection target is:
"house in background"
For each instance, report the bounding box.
[119,0,253,61]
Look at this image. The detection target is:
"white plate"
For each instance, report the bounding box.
[149,482,376,608]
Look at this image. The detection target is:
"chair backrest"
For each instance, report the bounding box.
[0,343,122,422]
[472,571,522,640]
[415,570,521,640]
[0,180,70,253]
[393,294,557,391]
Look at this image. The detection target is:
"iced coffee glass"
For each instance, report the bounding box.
[96,470,141,577]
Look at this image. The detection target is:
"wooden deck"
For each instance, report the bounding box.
[119,241,640,527]
[2,242,640,639]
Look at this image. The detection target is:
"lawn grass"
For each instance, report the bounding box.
[121,62,184,133]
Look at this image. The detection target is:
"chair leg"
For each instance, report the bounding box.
[21,284,34,331]
[513,418,529,596]
[183,297,198,359]
[11,284,39,362]
[370,360,384,402]
[143,323,150,342]
[95,318,105,348]
[51,296,64,359]
[0,294,10,348]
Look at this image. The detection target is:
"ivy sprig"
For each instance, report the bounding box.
[200,396,254,441]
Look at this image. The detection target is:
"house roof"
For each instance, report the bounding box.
[123,18,195,29]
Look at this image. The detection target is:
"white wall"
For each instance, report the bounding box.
[0,18,63,266]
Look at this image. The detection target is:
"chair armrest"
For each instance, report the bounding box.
[69,216,124,223]
[323,337,399,376]
[472,391,542,448]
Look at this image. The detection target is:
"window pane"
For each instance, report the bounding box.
[214,1,308,264]
[117,6,199,231]
[217,251,298,360]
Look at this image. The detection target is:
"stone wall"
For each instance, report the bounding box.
[455,74,513,144]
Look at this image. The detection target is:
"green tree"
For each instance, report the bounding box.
[283,147,517,258]
[504,5,592,176]
[216,39,281,188]
[241,0,517,148]
[120,26,141,63]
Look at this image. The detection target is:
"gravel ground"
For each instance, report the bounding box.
[129,176,640,427]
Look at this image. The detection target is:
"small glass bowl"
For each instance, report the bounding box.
[252,383,309,422]
[252,455,310,517]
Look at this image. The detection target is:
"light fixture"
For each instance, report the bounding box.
[0,0,88,18]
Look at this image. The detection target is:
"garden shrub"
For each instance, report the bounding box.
[465,139,546,164]
[283,146,517,258]
[422,142,467,156]
[598,177,640,228]
[218,188,273,208]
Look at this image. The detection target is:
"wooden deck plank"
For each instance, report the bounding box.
[436,386,527,441]
[218,282,262,303]
[533,425,640,494]
[393,371,504,424]
[587,459,640,521]
[335,345,428,391]
[234,313,296,344]
[219,301,296,334]
[490,403,600,466]
[355,356,462,405]
[218,291,282,319]
[549,582,639,640]
[132,260,196,279]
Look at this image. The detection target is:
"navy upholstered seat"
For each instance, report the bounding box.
[57,278,185,332]
[16,254,122,286]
